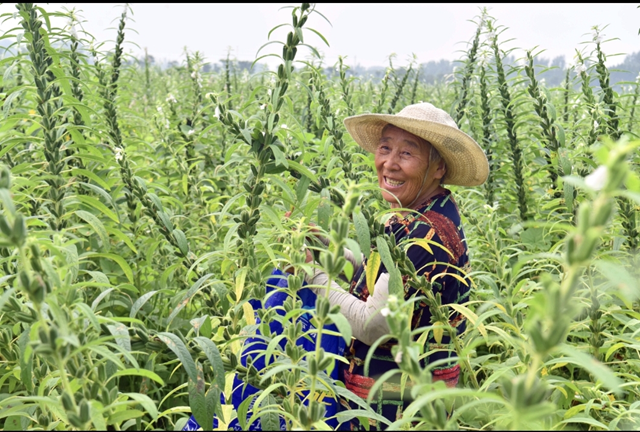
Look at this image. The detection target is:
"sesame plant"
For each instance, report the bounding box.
[1,3,640,431]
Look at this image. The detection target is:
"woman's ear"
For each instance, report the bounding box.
[434,160,446,180]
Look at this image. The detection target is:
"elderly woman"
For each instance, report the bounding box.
[303,102,488,429]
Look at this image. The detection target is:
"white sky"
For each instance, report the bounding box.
[1,3,639,68]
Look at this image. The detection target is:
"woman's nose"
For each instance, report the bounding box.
[383,151,401,169]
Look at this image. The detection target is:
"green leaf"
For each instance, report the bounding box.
[83,253,134,283]
[317,188,331,231]
[353,210,371,260]
[366,251,381,296]
[172,229,189,255]
[109,370,164,387]
[376,236,402,296]
[168,274,214,325]
[74,193,119,224]
[328,312,352,344]
[107,323,131,352]
[520,227,549,250]
[90,400,107,430]
[157,332,198,383]
[260,394,280,431]
[130,291,159,318]
[18,328,33,393]
[286,160,317,183]
[123,393,158,420]
[189,362,209,431]
[0,288,16,314]
[91,288,115,311]
[76,210,110,252]
[555,345,623,395]
[107,409,145,425]
[193,337,225,394]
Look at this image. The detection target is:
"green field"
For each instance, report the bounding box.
[1,3,640,430]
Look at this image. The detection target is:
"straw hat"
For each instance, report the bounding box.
[343,102,489,186]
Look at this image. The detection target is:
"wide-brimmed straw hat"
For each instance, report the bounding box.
[343,102,489,186]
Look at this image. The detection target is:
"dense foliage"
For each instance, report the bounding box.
[1,3,640,430]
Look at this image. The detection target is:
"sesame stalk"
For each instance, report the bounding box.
[453,12,484,124]
[388,59,413,114]
[525,50,562,196]
[17,3,68,231]
[488,21,528,220]
[478,63,495,204]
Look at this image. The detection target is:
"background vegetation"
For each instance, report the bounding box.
[1,3,640,430]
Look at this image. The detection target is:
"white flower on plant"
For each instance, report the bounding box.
[486,31,496,40]
[593,33,604,44]
[280,124,288,130]
[166,94,177,104]
[114,146,124,161]
[70,25,78,39]
[594,120,599,129]
[259,103,266,110]
[190,71,197,79]
[165,119,170,129]
[157,106,163,113]
[267,89,272,97]
[187,129,195,136]
[214,106,221,120]
[12,12,18,20]
[575,63,586,74]
[394,350,403,364]
[585,165,608,191]
[380,307,390,317]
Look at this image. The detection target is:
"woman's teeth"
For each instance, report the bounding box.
[385,177,404,187]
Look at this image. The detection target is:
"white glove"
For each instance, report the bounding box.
[305,269,391,346]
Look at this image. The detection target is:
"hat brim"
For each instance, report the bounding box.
[344,113,489,187]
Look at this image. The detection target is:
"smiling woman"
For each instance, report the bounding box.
[375,124,446,211]
[302,102,489,430]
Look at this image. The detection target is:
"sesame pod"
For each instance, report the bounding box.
[49,327,58,346]
[317,296,330,320]
[12,214,26,246]
[61,392,74,411]
[79,399,90,424]
[67,412,84,428]
[29,275,46,304]
[38,327,49,345]
[91,382,101,399]
[297,405,308,426]
[0,215,10,237]
[38,413,50,427]
[19,270,30,290]
[76,365,86,380]
[0,165,11,189]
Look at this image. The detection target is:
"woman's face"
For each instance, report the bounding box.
[374,125,445,208]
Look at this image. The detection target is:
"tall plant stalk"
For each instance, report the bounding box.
[18,3,68,231]
[525,50,562,196]
[453,13,483,124]
[489,23,528,220]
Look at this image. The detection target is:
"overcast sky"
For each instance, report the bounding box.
[2,4,639,68]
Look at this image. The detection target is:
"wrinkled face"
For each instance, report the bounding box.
[374,125,444,208]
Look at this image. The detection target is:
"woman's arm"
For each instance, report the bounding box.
[304,269,390,346]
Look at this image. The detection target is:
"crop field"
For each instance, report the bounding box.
[1,3,640,431]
